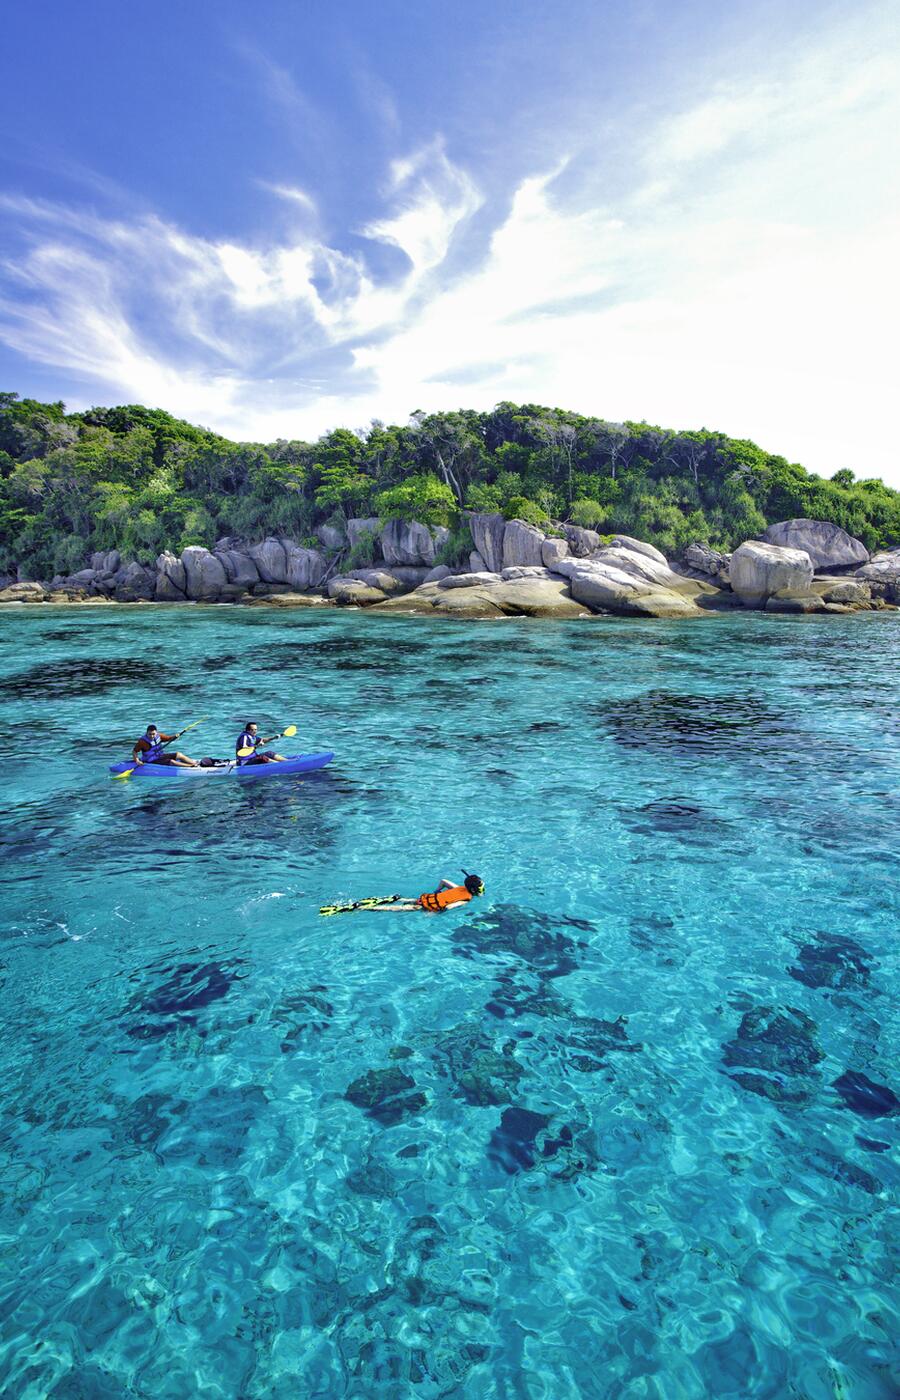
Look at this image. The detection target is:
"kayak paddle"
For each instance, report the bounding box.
[237,724,297,757]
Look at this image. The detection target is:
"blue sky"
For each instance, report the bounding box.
[1,0,898,482]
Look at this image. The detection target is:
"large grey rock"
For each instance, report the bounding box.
[90,549,120,574]
[248,537,289,583]
[821,581,871,605]
[684,542,732,583]
[115,561,156,601]
[327,575,388,606]
[0,581,46,602]
[856,550,900,601]
[730,541,814,608]
[380,519,449,567]
[284,543,327,591]
[245,592,334,609]
[489,576,587,618]
[763,519,868,571]
[347,569,414,596]
[541,537,569,568]
[155,551,187,600]
[439,571,503,589]
[501,520,545,569]
[580,544,697,592]
[563,525,602,557]
[468,513,507,573]
[376,575,586,619]
[764,591,826,614]
[181,546,228,601]
[213,547,260,586]
[548,539,710,616]
[346,517,381,548]
[469,550,488,573]
[501,566,550,580]
[424,565,452,583]
[609,535,668,564]
[316,523,346,551]
[553,559,703,617]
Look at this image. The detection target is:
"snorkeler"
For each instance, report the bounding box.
[320,872,485,917]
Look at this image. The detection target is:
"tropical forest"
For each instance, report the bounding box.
[2,391,898,580]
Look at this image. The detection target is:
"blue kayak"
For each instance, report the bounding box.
[109,751,335,780]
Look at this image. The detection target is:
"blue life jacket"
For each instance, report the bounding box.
[140,734,164,762]
[236,731,259,766]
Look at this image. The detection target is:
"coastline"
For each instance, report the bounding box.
[3,514,898,620]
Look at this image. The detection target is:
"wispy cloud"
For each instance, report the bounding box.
[0,5,898,480]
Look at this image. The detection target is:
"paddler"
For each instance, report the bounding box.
[132,724,200,768]
[235,721,286,766]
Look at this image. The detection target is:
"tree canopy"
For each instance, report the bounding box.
[1,392,898,578]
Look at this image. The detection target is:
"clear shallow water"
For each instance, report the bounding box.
[1,602,898,1399]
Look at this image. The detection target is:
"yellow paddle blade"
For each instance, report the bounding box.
[282,724,297,737]
[112,768,135,780]
[236,746,254,757]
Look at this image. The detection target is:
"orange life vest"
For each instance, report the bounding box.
[416,885,473,913]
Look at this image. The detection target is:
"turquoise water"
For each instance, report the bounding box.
[1,603,898,1399]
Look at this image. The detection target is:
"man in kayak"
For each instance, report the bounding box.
[132,725,200,768]
[235,722,287,766]
[321,873,485,916]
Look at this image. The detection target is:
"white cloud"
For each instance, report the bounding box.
[363,140,482,273]
[260,182,317,212]
[0,6,898,483]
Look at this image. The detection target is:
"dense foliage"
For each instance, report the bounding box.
[2,393,898,578]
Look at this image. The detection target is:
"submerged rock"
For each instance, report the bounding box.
[487,1105,551,1172]
[564,1013,642,1070]
[487,1105,597,1180]
[723,1005,824,1076]
[789,933,874,991]
[429,1022,524,1106]
[344,1066,428,1126]
[452,903,586,978]
[832,1070,899,1119]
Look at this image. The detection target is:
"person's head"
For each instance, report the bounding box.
[146,725,159,738]
[464,872,485,896]
[245,722,258,734]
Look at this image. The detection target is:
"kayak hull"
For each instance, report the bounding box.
[109,751,335,780]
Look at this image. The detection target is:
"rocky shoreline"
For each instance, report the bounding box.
[2,515,898,619]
